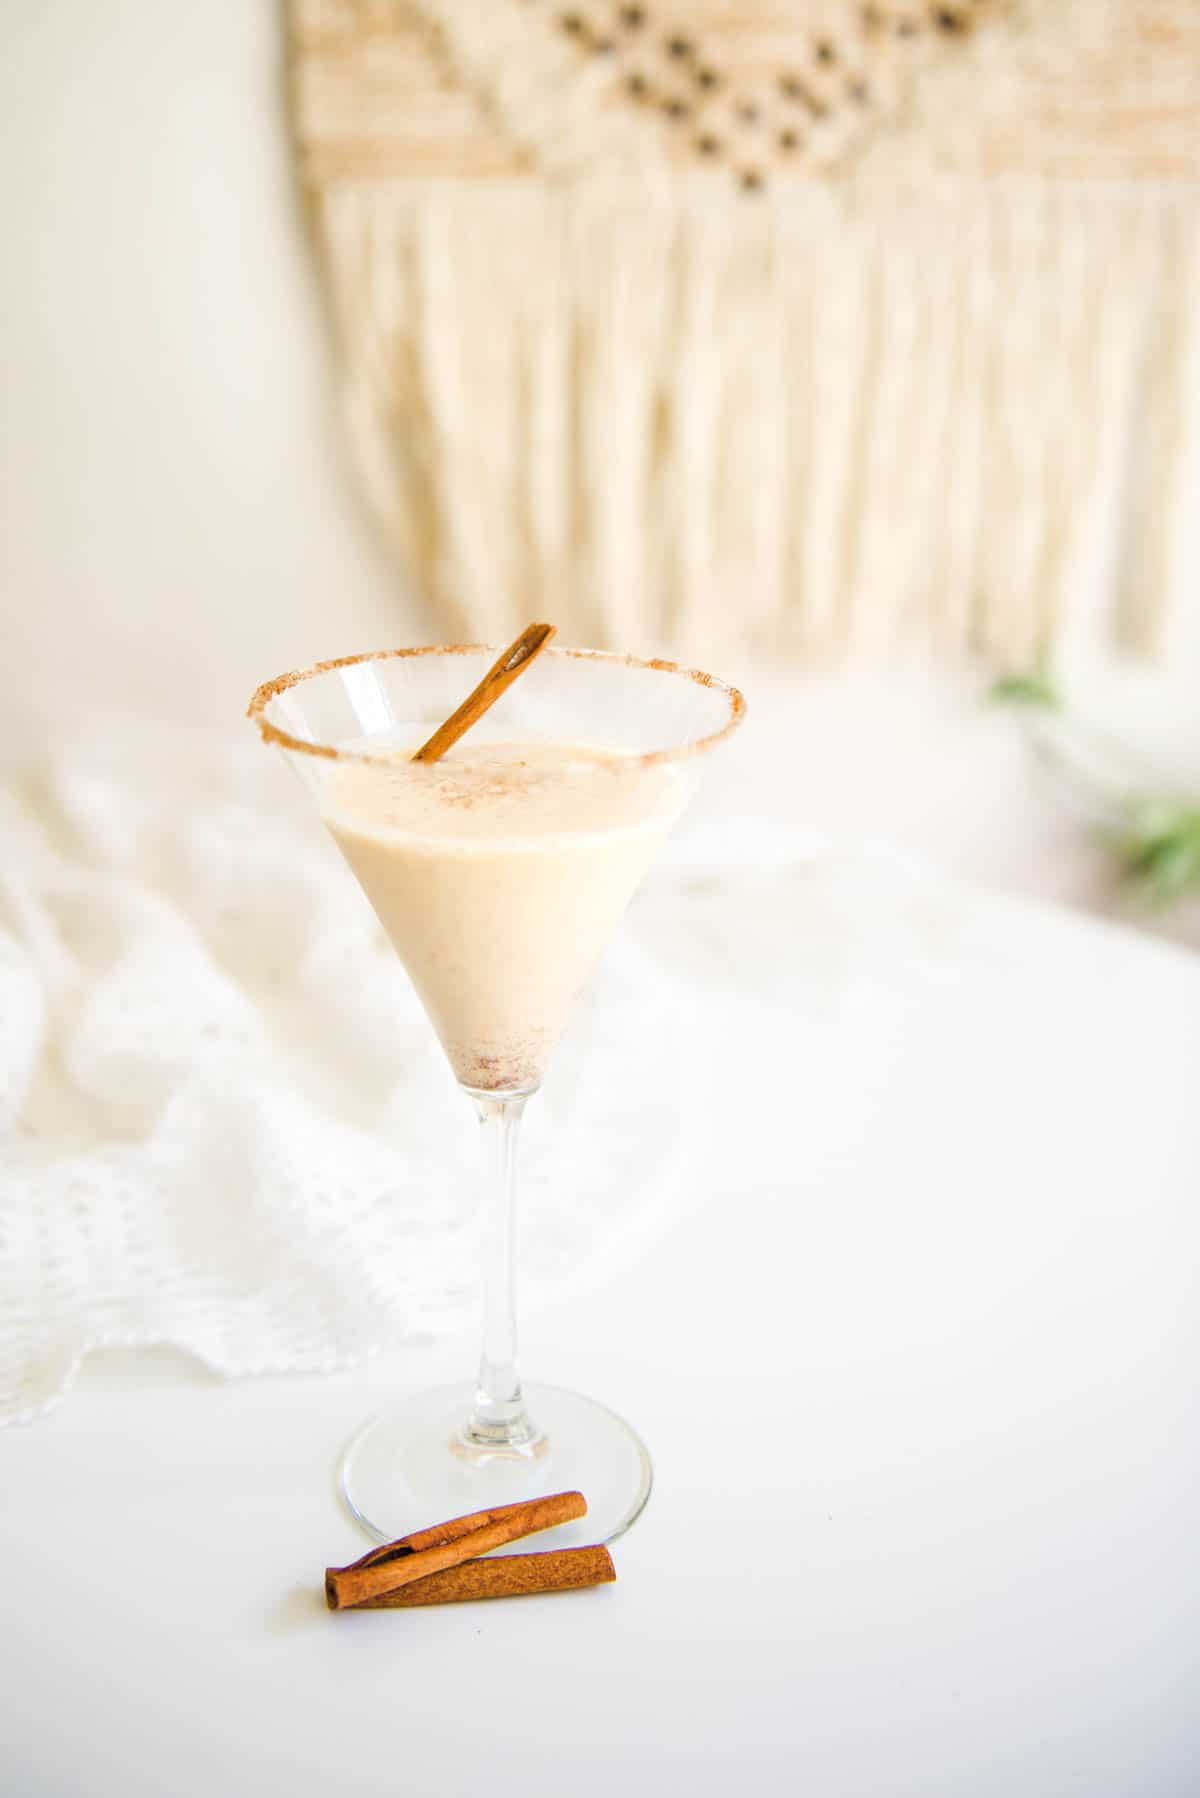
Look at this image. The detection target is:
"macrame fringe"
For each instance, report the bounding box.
[317,176,1199,666]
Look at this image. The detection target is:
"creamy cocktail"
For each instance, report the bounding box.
[323,740,684,1093]
[248,640,744,1545]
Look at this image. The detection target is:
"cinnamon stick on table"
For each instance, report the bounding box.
[354,1546,616,1609]
[325,1490,587,1610]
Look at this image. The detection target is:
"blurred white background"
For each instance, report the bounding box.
[0,0,423,755]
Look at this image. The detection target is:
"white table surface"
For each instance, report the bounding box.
[6,881,1199,1798]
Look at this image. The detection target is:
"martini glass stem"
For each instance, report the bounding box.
[462,1092,541,1451]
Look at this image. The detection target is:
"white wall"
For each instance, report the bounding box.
[0,0,423,756]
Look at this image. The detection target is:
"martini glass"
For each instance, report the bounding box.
[248,645,744,1544]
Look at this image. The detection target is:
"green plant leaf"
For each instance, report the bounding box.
[1112,804,1200,905]
[991,669,1059,708]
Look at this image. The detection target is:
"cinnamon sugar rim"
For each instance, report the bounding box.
[246,644,746,767]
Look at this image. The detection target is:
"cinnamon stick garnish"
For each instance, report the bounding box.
[412,622,556,764]
[332,1495,548,1574]
[352,1546,616,1608]
[325,1490,586,1610]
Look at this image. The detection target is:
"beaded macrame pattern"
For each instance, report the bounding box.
[516,1,1004,195]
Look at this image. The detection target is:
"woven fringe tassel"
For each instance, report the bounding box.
[316,178,1199,667]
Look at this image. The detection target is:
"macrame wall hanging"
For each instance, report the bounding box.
[288,1,1200,669]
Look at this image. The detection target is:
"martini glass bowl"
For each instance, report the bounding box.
[248,645,744,1545]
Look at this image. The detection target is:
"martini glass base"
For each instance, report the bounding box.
[339,1381,652,1547]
